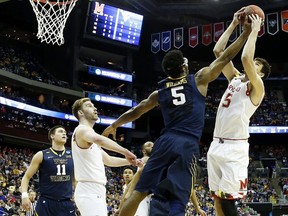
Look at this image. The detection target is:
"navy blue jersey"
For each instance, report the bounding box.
[158,74,206,139]
[38,148,74,200]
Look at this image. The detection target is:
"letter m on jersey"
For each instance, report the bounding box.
[239,178,248,190]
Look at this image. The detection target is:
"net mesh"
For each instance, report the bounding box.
[29,0,78,45]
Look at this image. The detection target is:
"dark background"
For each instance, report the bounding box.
[0,0,287,144]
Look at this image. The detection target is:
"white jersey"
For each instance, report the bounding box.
[72,125,107,185]
[213,78,262,139]
[135,194,151,216]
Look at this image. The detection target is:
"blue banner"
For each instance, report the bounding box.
[151,33,160,54]
[161,31,171,52]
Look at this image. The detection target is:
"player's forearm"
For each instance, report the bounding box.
[221,30,248,63]
[98,135,128,155]
[112,108,141,128]
[104,157,130,167]
[242,30,257,61]
[214,22,238,56]
[20,175,30,193]
[190,191,201,212]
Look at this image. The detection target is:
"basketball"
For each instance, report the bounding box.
[239,5,265,23]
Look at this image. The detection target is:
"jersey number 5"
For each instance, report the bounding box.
[171,86,186,105]
[222,93,232,108]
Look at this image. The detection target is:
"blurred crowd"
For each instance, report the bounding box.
[1,144,288,216]
[0,42,288,216]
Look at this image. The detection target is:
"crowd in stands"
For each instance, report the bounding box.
[1,43,287,125]
[1,143,288,216]
[0,43,288,215]
[0,45,71,89]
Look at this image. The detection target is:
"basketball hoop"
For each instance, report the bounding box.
[29,0,78,45]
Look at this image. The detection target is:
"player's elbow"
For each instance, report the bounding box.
[241,54,250,65]
[213,48,222,57]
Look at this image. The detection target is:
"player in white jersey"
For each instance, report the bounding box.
[207,11,271,216]
[122,167,135,194]
[116,141,154,216]
[71,98,143,216]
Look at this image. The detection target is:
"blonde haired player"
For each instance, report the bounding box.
[207,10,271,216]
[71,98,143,216]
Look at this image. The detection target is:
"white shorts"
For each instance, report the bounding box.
[135,195,151,216]
[207,138,249,199]
[74,181,107,216]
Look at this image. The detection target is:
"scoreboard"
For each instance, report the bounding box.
[86,1,144,46]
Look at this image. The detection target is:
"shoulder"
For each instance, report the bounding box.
[75,125,94,136]
[32,151,43,164]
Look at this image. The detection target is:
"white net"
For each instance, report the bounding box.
[29,0,78,45]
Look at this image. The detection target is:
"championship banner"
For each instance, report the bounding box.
[214,22,224,42]
[267,12,279,35]
[202,24,212,46]
[258,23,265,37]
[161,31,171,52]
[188,26,198,48]
[281,10,288,33]
[174,27,184,49]
[226,20,237,42]
[151,33,160,54]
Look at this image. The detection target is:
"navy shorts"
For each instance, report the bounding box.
[135,132,199,211]
[149,195,169,216]
[35,196,76,216]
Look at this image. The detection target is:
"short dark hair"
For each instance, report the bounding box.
[255,57,271,80]
[122,166,136,174]
[161,50,185,78]
[48,125,65,143]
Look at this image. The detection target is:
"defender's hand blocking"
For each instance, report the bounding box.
[234,7,246,25]
[102,125,117,140]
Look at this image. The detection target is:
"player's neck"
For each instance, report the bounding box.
[51,143,65,151]
[79,118,95,128]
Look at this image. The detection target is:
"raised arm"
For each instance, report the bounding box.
[241,14,265,105]
[213,8,245,81]
[102,90,159,139]
[195,22,251,96]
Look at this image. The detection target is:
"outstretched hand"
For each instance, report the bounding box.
[124,150,138,166]
[102,125,117,140]
[233,6,246,25]
[242,15,252,35]
[249,14,263,32]
[21,197,32,212]
[135,158,144,168]
[196,209,207,216]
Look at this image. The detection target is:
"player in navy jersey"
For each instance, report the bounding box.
[102,15,252,216]
[21,125,75,216]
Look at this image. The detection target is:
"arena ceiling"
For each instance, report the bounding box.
[1,0,288,27]
[105,0,288,26]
